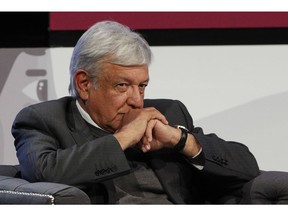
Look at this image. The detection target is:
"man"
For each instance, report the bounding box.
[12,20,260,204]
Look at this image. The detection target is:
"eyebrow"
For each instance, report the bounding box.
[116,77,150,84]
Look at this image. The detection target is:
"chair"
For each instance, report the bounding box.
[1,164,288,204]
[0,165,90,204]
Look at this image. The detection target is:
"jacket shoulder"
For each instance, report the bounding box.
[144,98,176,108]
[144,98,185,111]
[144,98,193,128]
[14,96,74,122]
[25,96,73,112]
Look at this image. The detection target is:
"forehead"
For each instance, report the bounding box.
[102,63,149,81]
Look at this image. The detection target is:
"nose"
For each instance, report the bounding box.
[127,86,143,108]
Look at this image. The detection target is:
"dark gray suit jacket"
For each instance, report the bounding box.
[12,97,260,203]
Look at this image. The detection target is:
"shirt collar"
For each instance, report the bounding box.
[76,100,102,129]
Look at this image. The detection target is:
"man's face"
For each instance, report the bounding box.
[84,63,149,133]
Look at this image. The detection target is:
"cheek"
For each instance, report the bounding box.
[110,93,128,106]
[99,95,128,119]
[106,96,128,129]
[95,89,129,115]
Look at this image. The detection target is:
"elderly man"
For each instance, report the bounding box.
[12,20,260,204]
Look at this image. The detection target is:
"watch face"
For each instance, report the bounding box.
[174,125,189,131]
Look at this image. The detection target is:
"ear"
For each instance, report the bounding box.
[74,70,90,100]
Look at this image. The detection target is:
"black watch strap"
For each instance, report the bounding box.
[173,125,188,152]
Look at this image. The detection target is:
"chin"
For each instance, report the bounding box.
[108,122,121,133]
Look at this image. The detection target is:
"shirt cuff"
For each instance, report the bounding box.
[185,147,205,170]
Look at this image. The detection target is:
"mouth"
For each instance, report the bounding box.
[118,112,126,116]
[114,113,125,122]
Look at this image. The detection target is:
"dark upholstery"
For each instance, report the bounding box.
[240,171,288,204]
[0,165,90,204]
[1,165,288,204]
[0,165,20,177]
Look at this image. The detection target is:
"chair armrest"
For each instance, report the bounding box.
[0,176,91,204]
[240,171,288,204]
[0,165,20,177]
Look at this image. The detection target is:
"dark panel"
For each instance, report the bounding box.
[2,12,288,47]
[0,12,49,48]
[50,28,288,47]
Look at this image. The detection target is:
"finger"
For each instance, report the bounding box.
[146,119,157,142]
[139,137,150,152]
[145,107,169,125]
[142,136,151,152]
[153,112,168,125]
[143,143,150,152]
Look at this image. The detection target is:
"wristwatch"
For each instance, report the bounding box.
[173,125,189,152]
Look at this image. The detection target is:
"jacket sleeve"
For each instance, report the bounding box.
[12,105,131,186]
[171,100,261,189]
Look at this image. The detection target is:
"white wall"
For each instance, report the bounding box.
[148,45,288,172]
[1,45,288,171]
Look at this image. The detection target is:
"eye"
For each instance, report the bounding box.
[116,83,129,92]
[139,83,148,92]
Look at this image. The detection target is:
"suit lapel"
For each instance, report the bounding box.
[66,99,98,145]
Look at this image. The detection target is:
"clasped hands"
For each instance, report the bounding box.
[114,107,182,153]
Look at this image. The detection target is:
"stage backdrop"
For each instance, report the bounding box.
[1,12,288,172]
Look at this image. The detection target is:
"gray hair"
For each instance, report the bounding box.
[69,20,152,98]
